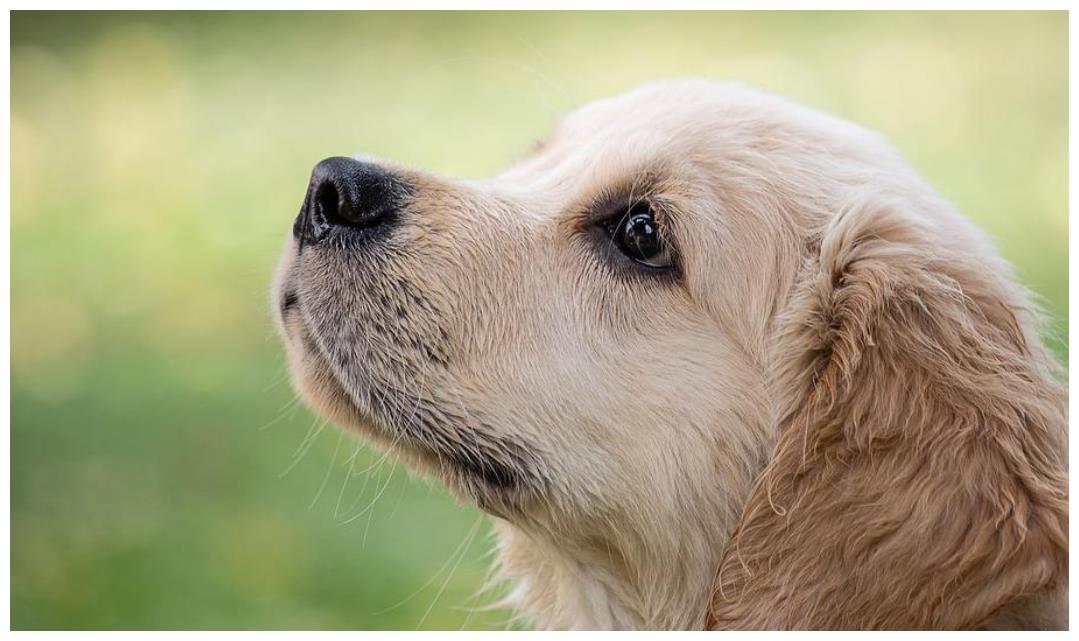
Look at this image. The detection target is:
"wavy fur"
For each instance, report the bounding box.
[274,79,1068,630]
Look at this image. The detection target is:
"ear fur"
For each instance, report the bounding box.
[706,195,1068,630]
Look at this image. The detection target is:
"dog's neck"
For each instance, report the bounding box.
[488,438,767,631]
[491,517,724,630]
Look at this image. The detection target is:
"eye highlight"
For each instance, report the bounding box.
[602,203,674,269]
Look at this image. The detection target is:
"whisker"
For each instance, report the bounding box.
[371,513,483,617]
[278,415,328,478]
[415,514,484,630]
[309,430,344,509]
[256,393,304,432]
[332,440,364,519]
[361,464,397,548]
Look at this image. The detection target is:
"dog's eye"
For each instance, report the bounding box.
[606,204,673,269]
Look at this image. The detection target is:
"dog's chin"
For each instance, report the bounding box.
[280,318,538,518]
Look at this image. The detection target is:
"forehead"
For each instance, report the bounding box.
[492,82,736,195]
[549,81,743,170]
[495,81,828,190]
[560,81,734,144]
[487,79,889,221]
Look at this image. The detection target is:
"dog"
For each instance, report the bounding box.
[271,79,1068,630]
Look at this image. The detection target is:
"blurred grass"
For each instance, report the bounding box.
[11,10,1067,630]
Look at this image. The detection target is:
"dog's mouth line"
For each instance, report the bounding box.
[359,382,543,497]
[285,304,543,501]
[280,290,299,316]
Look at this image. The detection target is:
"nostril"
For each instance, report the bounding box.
[314,176,377,228]
[314,180,345,226]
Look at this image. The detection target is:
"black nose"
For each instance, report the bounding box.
[293,156,406,245]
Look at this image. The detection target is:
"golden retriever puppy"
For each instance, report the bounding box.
[271,79,1068,630]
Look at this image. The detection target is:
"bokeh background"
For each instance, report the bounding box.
[11,11,1068,630]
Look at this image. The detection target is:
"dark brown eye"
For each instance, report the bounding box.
[605,203,673,269]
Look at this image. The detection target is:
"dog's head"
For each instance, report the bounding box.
[273,80,1066,629]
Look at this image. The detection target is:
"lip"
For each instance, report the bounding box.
[282,307,543,508]
[279,290,298,316]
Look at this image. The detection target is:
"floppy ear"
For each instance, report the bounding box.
[706,196,1068,630]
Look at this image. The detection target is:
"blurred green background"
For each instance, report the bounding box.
[11,11,1067,631]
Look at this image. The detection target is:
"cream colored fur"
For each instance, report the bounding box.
[273,79,1068,630]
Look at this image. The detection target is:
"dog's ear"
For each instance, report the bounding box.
[706,195,1068,630]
